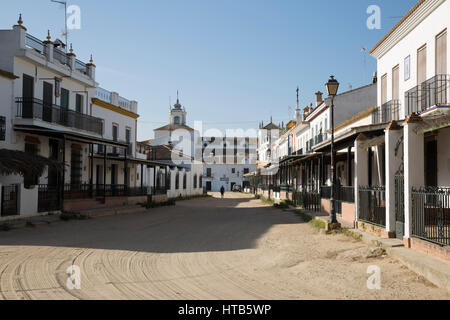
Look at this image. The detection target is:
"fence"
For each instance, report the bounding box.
[359,186,386,227]
[1,185,19,217]
[412,187,450,246]
[293,191,321,212]
[38,185,61,212]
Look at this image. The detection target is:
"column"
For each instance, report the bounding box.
[404,114,424,246]
[354,134,369,223]
[385,121,402,235]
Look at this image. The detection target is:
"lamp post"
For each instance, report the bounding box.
[325,76,339,225]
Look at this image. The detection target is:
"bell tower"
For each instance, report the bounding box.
[170,91,187,125]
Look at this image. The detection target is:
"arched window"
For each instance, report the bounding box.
[193,174,197,189]
[183,173,187,189]
[174,116,181,125]
[175,171,180,189]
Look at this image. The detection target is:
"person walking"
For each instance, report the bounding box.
[220,186,225,199]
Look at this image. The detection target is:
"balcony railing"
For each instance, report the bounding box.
[53,48,70,67]
[75,59,88,75]
[405,74,450,115]
[16,97,104,135]
[25,34,45,55]
[372,100,401,124]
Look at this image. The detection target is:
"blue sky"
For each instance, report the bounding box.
[0,0,418,140]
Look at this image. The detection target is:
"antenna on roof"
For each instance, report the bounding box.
[361,46,367,83]
[50,0,68,51]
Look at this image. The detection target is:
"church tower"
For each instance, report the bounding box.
[170,91,187,126]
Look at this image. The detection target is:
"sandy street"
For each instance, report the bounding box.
[0,193,448,300]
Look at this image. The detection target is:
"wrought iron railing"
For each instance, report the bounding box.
[38,185,61,212]
[359,186,386,227]
[412,187,450,246]
[405,74,450,115]
[372,100,401,124]
[1,185,19,217]
[16,97,103,135]
[150,186,168,195]
[63,184,149,199]
[293,190,321,212]
[0,116,5,141]
[25,34,45,54]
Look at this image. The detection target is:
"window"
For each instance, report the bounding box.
[0,116,5,141]
[232,168,236,174]
[193,174,197,188]
[75,94,83,113]
[61,88,69,108]
[175,172,180,189]
[244,168,249,175]
[174,116,181,125]
[112,124,118,141]
[207,168,212,177]
[183,173,187,189]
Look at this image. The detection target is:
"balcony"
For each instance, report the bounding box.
[372,100,401,124]
[405,74,450,115]
[25,34,90,77]
[16,97,103,136]
[95,143,133,157]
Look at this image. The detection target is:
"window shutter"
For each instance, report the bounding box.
[417,45,427,85]
[436,30,447,75]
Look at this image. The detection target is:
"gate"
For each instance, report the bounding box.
[394,174,405,239]
[1,185,19,217]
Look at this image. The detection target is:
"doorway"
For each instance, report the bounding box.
[22,74,34,118]
[43,82,53,122]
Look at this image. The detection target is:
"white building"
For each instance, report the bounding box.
[202,136,257,192]
[370,0,450,249]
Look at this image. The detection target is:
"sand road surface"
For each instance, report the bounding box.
[0,193,448,300]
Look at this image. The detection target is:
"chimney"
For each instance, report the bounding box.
[372,72,378,84]
[315,91,323,106]
[303,106,310,117]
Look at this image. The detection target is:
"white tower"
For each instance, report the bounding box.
[294,86,303,123]
[170,91,187,125]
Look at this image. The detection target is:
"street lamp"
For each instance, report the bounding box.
[325,75,339,225]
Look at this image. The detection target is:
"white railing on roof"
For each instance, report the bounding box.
[95,87,137,114]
